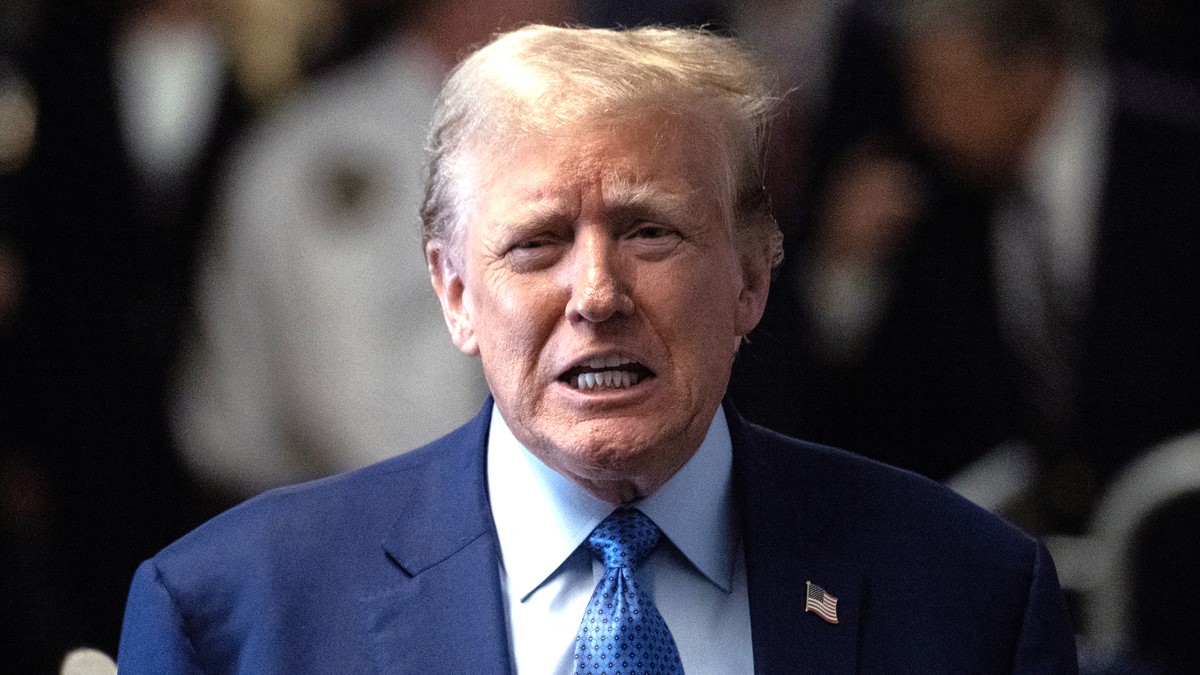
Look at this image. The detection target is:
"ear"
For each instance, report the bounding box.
[427,240,479,355]
[733,241,772,338]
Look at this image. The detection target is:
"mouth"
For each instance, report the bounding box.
[559,355,655,391]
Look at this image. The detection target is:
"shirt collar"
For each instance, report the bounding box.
[486,404,738,601]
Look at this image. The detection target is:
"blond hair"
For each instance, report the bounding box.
[420,24,783,268]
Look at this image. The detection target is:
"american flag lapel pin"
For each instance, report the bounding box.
[805,580,839,624]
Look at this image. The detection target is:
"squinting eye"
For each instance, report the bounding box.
[513,239,547,249]
[625,224,683,260]
[506,237,562,270]
[632,225,673,239]
[508,234,559,252]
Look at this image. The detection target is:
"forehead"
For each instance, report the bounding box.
[465,115,726,223]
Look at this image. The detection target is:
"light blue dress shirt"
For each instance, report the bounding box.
[487,405,753,674]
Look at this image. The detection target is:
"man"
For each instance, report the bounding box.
[118,25,1077,673]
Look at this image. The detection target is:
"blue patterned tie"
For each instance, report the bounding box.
[573,509,685,675]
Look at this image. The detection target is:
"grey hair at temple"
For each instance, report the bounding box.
[419,24,784,270]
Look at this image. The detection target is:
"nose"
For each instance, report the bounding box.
[565,230,634,324]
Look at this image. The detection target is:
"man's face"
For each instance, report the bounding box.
[428,115,770,502]
[903,26,1054,186]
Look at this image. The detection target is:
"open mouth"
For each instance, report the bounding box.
[560,356,655,391]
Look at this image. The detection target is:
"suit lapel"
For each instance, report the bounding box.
[728,405,865,674]
[361,402,514,674]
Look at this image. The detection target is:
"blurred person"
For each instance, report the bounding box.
[732,0,853,226]
[735,0,1200,532]
[0,0,378,664]
[115,0,226,187]
[730,0,1004,482]
[172,0,571,498]
[1,0,213,664]
[113,0,387,362]
[119,24,1076,674]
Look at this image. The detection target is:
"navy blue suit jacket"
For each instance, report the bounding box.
[118,402,1077,673]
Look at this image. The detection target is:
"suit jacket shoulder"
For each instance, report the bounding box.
[731,413,1077,673]
[118,404,513,674]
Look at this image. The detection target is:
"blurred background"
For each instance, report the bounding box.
[0,0,1196,672]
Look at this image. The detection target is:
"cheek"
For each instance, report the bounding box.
[648,262,741,350]
[474,275,563,368]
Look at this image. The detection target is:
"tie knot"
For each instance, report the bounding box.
[585,509,660,570]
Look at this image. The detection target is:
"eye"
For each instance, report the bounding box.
[625,223,683,259]
[513,238,549,250]
[505,236,563,271]
[632,225,674,239]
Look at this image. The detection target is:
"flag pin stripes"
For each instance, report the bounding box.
[805,581,839,624]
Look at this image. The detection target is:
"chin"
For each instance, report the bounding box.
[558,423,685,478]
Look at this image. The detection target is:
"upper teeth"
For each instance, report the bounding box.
[571,356,644,391]
[575,370,641,390]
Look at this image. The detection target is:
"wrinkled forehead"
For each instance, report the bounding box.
[463,112,724,220]
[455,111,731,223]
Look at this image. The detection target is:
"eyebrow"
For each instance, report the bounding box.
[602,179,696,224]
[492,188,576,233]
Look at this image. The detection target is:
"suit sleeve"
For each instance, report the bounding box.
[118,559,206,675]
[1009,540,1078,674]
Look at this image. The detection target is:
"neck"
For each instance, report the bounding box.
[572,475,664,505]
